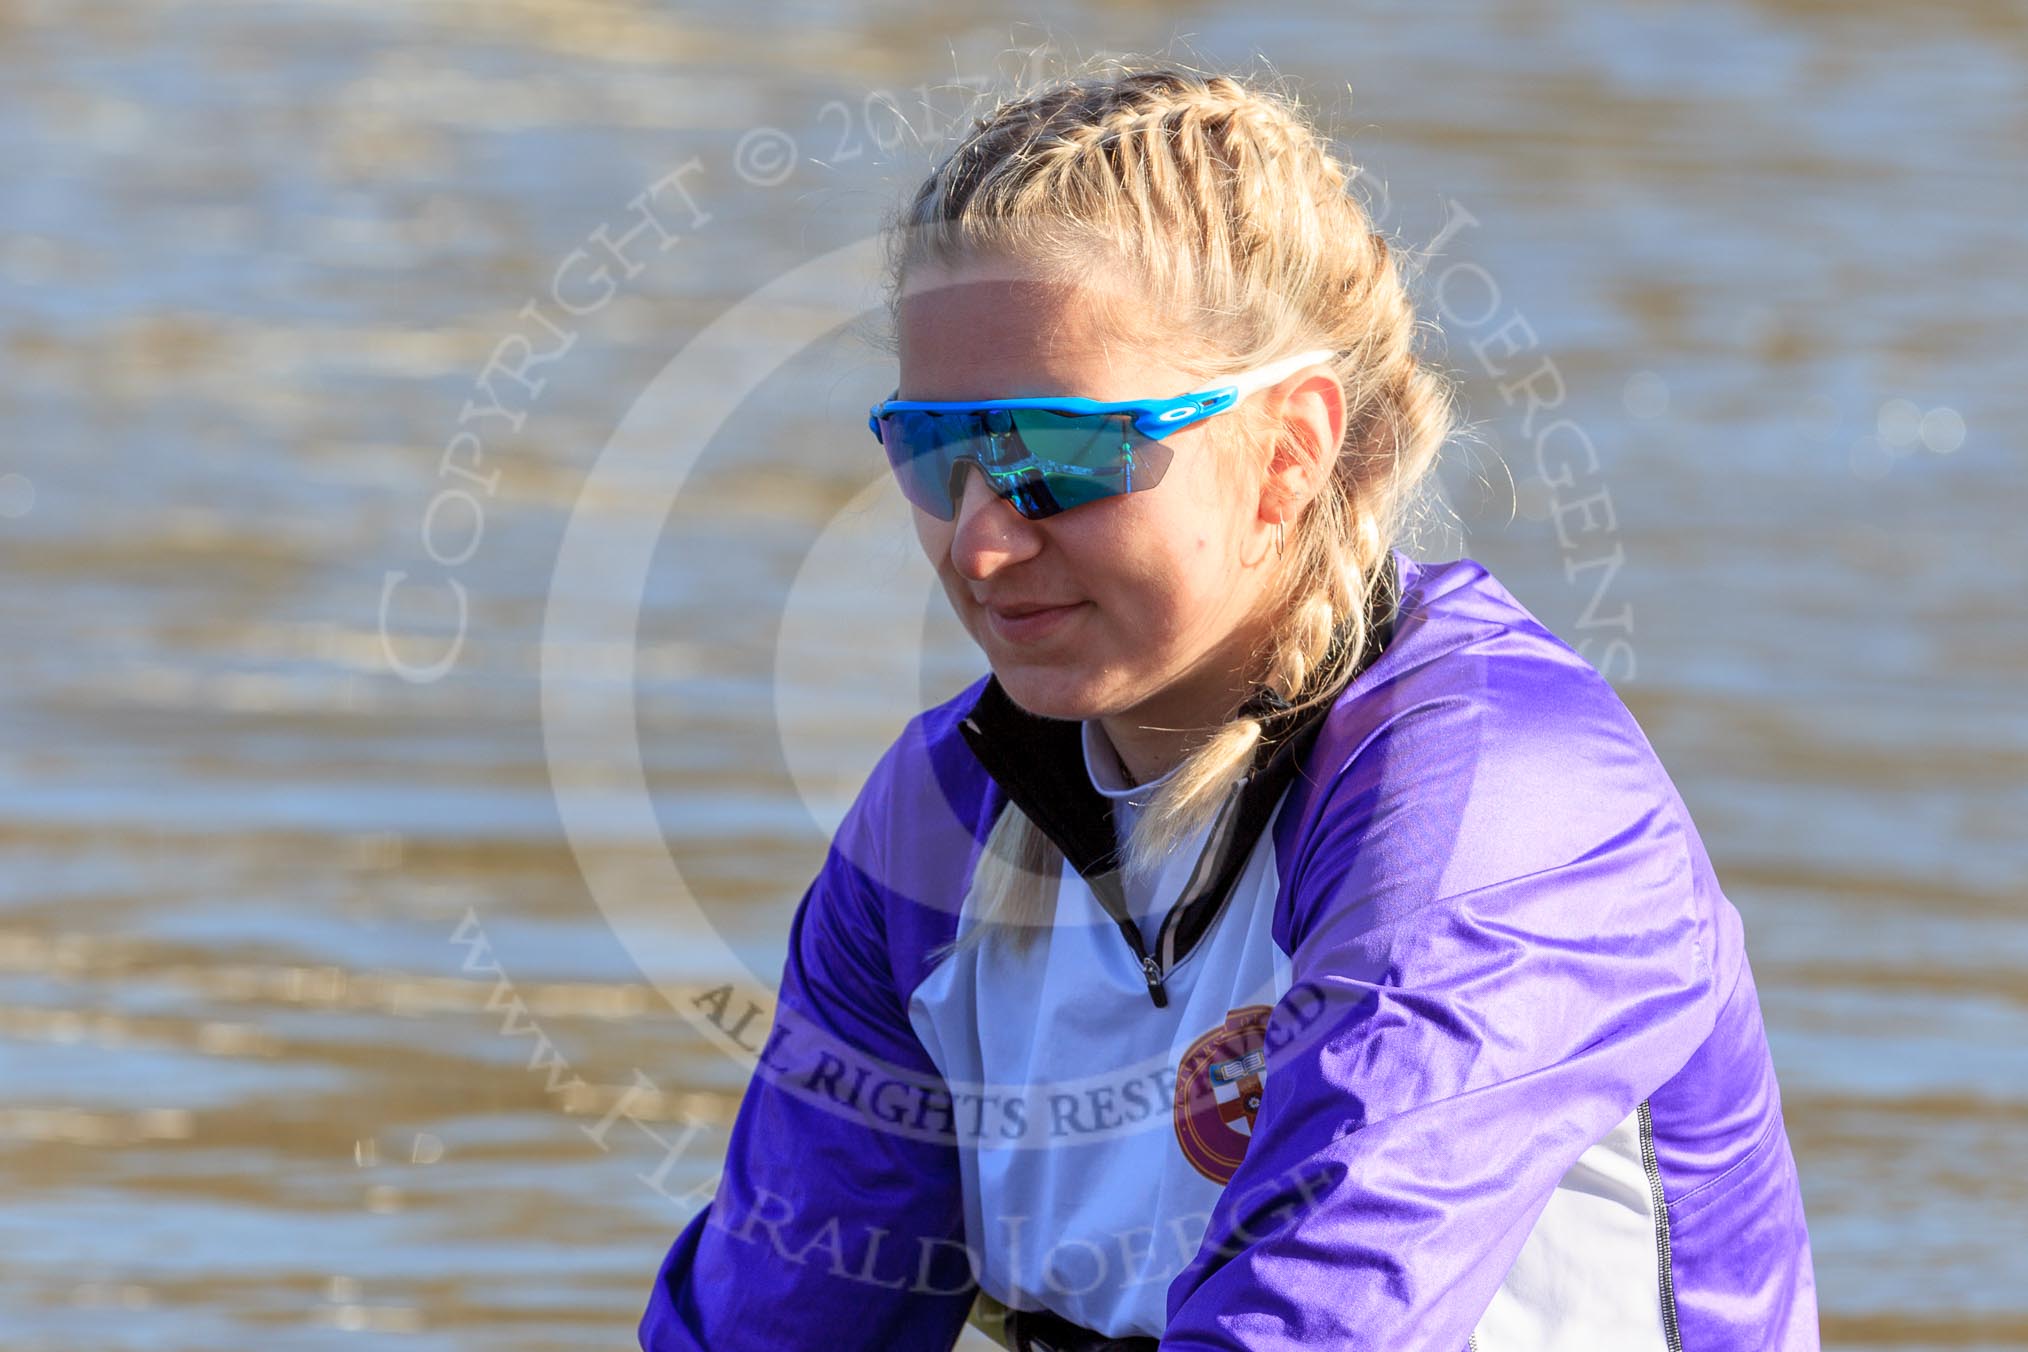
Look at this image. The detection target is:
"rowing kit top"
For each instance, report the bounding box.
[639,551,1820,1351]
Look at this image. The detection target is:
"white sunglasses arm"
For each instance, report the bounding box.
[1217,348,1340,400]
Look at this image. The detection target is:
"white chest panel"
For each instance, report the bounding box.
[908,817,1294,1338]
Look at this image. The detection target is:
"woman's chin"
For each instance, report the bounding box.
[988,663,1114,723]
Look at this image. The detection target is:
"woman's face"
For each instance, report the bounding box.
[896,256,1282,733]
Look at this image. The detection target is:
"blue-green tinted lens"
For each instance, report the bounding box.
[1005,410,1175,511]
[1005,409,1131,469]
[876,410,970,519]
[876,407,1176,521]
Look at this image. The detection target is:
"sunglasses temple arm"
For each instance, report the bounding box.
[1217,347,1340,401]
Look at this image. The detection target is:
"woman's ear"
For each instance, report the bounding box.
[1259,366,1347,526]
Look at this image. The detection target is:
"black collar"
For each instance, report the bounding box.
[955,554,1401,1006]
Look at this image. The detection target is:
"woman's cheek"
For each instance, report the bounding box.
[1107,577,1186,655]
[910,508,951,562]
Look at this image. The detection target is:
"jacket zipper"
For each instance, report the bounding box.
[963,709,1172,1009]
[1092,870,1168,1008]
[1138,777,1250,1005]
[1636,1099,1685,1351]
[1137,953,1168,1006]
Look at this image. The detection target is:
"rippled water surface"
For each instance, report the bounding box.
[2,0,2024,1347]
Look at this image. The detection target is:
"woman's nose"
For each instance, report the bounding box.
[947,463,1043,580]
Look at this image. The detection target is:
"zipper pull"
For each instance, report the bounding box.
[1140,955,1169,1008]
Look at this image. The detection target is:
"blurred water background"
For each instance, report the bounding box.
[1,0,2024,1347]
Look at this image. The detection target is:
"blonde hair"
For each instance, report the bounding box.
[882,60,1456,957]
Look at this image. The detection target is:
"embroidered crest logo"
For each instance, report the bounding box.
[1172,1004,1274,1183]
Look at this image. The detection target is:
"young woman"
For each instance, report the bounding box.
[641,66,1819,1351]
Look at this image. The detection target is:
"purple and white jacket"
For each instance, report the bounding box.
[640,551,1820,1351]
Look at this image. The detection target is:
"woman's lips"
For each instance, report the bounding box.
[982,600,1086,644]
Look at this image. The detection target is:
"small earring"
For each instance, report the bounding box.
[1273,519,1286,558]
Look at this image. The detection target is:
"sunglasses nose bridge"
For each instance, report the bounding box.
[946,457,1047,527]
[944,457,997,520]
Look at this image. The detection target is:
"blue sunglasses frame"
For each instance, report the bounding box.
[868,347,1337,521]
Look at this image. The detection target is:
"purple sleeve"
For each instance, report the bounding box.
[1162,661,1723,1350]
[638,749,976,1350]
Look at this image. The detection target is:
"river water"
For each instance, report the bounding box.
[1,0,2023,1347]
